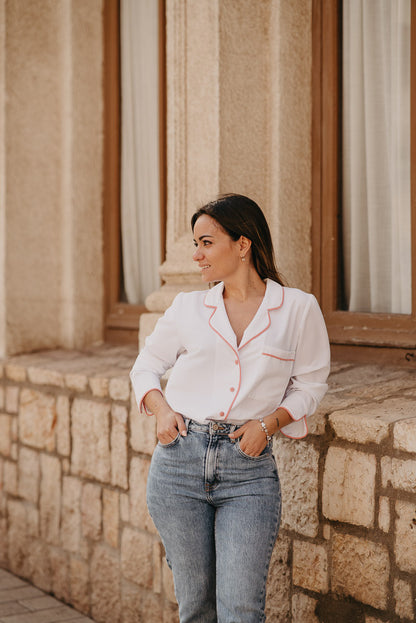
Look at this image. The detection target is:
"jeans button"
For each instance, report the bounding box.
[212,423,219,431]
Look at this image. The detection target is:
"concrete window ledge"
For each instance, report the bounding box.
[0,349,415,623]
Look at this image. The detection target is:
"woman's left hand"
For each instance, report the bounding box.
[228,420,269,457]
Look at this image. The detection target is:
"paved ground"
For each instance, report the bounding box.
[0,569,95,623]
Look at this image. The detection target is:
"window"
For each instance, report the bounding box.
[313,0,416,365]
[103,0,166,343]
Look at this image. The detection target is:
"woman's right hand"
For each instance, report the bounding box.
[156,405,187,444]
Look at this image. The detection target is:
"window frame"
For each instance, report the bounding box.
[312,0,416,365]
[103,0,166,343]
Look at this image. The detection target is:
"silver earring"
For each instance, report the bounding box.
[241,256,246,262]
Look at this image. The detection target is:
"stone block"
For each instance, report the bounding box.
[265,535,291,622]
[5,386,19,413]
[26,506,39,537]
[292,540,328,593]
[19,388,56,451]
[0,414,11,456]
[61,476,81,553]
[103,488,119,549]
[122,581,164,623]
[378,496,390,533]
[27,539,51,592]
[91,544,121,623]
[27,366,65,387]
[332,533,389,609]
[109,376,130,401]
[381,457,416,493]
[18,446,40,503]
[329,398,415,444]
[121,527,153,588]
[291,593,319,623]
[71,398,111,482]
[81,482,102,540]
[65,373,88,392]
[162,557,177,604]
[129,456,156,533]
[89,376,109,397]
[395,500,416,573]
[322,447,376,527]
[394,578,414,621]
[120,492,130,523]
[0,387,3,410]
[130,397,157,455]
[111,404,128,489]
[5,364,27,382]
[70,557,90,614]
[40,454,61,545]
[7,499,30,577]
[3,460,18,495]
[11,416,18,441]
[394,417,416,453]
[49,548,70,603]
[275,438,319,537]
[0,517,7,566]
[56,395,71,456]
[163,603,180,623]
[153,541,162,593]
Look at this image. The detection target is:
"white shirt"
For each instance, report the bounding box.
[130,279,330,439]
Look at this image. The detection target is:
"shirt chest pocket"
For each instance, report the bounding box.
[247,346,295,400]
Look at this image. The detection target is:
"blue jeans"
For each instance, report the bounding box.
[147,419,282,623]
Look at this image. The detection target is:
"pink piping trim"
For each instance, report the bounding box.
[238,288,285,351]
[205,304,241,420]
[262,352,295,362]
[140,388,163,416]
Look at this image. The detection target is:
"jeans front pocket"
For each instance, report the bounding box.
[236,440,272,461]
[158,432,181,448]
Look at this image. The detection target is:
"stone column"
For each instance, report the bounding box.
[141,0,313,344]
[0,0,104,356]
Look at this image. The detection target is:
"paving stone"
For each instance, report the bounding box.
[0,586,44,604]
[0,606,82,622]
[0,602,28,617]
[19,594,62,611]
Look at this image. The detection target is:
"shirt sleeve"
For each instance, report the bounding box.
[130,293,185,414]
[279,294,330,438]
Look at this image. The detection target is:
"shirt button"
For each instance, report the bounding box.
[219,411,225,417]
[230,387,235,392]
[235,360,239,365]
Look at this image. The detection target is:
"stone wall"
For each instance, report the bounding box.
[0,348,415,622]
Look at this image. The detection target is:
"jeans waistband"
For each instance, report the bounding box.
[185,418,242,435]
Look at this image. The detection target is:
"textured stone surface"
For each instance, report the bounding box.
[7,499,30,577]
[111,404,128,488]
[332,534,389,609]
[70,557,90,614]
[381,457,416,493]
[394,577,414,620]
[71,398,111,482]
[19,388,56,451]
[103,488,119,549]
[56,395,71,456]
[3,460,18,495]
[323,447,376,527]
[18,446,39,504]
[5,386,19,413]
[393,416,416,453]
[130,399,157,455]
[275,438,319,537]
[395,500,416,573]
[81,482,102,540]
[292,540,328,593]
[129,456,156,533]
[5,364,26,382]
[49,548,70,603]
[109,376,130,401]
[265,536,291,622]
[0,414,11,456]
[329,401,402,444]
[90,544,121,623]
[378,496,390,533]
[292,593,319,623]
[121,527,153,588]
[122,581,164,623]
[61,476,81,554]
[161,557,177,605]
[39,454,61,545]
[27,366,64,387]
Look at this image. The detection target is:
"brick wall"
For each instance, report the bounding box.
[0,349,415,622]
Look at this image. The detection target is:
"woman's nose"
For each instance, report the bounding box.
[193,247,202,261]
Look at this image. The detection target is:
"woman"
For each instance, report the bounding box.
[130,194,330,623]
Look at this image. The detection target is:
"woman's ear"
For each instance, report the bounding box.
[239,236,252,255]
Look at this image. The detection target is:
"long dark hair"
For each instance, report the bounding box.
[191,194,285,286]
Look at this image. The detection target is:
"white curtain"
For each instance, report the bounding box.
[120,0,161,305]
[342,0,411,313]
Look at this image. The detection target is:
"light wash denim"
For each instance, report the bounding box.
[147,419,282,623]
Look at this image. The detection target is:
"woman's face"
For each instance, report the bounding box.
[192,214,242,283]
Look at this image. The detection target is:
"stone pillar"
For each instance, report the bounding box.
[0,0,104,356]
[142,0,313,343]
